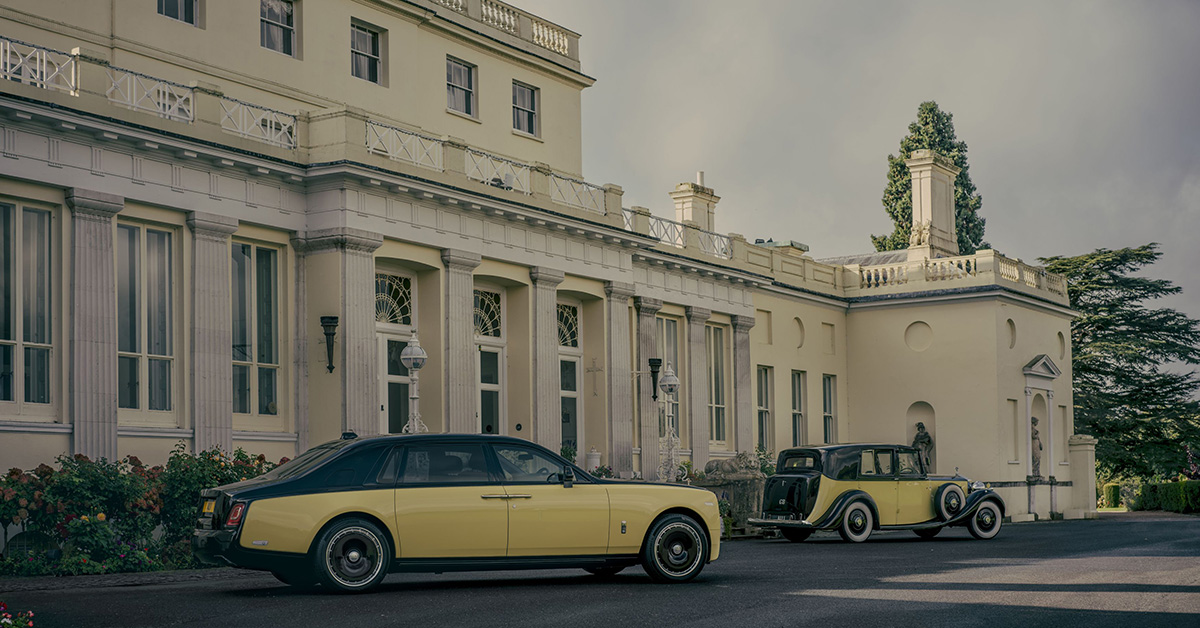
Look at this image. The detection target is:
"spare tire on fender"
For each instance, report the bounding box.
[934,483,966,521]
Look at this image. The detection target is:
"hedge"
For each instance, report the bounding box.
[1131,480,1200,513]
[1102,483,1121,508]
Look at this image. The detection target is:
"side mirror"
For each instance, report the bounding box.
[562,467,575,488]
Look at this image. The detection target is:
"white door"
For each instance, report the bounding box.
[378,333,411,434]
[559,357,581,463]
[478,346,503,435]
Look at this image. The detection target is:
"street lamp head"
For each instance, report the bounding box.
[399,334,428,372]
[659,362,680,396]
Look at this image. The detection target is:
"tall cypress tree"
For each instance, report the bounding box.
[1040,244,1200,479]
[871,101,987,254]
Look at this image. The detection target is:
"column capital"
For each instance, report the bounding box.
[529,266,565,287]
[1024,387,1033,397]
[1046,390,1055,400]
[604,280,636,299]
[66,188,123,218]
[731,314,756,333]
[441,248,482,272]
[293,227,383,254]
[634,296,663,315]
[685,306,711,324]
[186,211,238,240]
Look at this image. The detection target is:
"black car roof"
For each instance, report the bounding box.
[781,443,917,453]
[333,433,553,449]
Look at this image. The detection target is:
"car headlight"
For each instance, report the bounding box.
[969,480,986,492]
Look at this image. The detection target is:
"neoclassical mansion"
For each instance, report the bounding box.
[0,0,1094,519]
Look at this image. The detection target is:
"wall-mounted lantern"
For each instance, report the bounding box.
[320,316,339,373]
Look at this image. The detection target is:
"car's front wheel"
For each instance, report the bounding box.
[967,500,1003,540]
[780,528,813,543]
[313,518,391,593]
[838,501,873,543]
[641,514,709,583]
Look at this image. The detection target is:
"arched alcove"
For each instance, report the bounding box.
[794,317,805,349]
[906,401,936,473]
[1032,393,1048,476]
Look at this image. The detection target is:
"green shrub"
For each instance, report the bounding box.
[1133,480,1200,513]
[1102,483,1121,508]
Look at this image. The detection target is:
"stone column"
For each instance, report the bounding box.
[530,267,565,449]
[685,306,712,469]
[731,314,756,453]
[1068,434,1099,519]
[67,189,122,461]
[298,228,382,437]
[604,281,636,476]
[442,249,481,434]
[634,296,663,480]
[187,212,238,454]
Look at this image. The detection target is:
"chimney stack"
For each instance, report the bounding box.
[671,172,719,232]
[905,149,961,260]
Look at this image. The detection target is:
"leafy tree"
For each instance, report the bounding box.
[871,101,987,254]
[1040,244,1200,479]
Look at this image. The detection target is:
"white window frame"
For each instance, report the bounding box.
[474,286,505,435]
[446,56,477,118]
[706,324,728,445]
[790,370,807,446]
[115,221,179,426]
[0,201,56,419]
[158,0,198,26]
[374,269,416,332]
[260,0,295,56]
[558,299,583,461]
[756,365,773,451]
[822,374,837,444]
[512,81,539,137]
[350,22,382,84]
[231,240,284,425]
[655,316,681,436]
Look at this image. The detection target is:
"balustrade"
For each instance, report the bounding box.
[550,174,603,213]
[926,256,976,281]
[531,20,570,55]
[366,121,444,171]
[647,215,685,248]
[465,148,530,194]
[432,0,466,13]
[481,0,519,34]
[622,208,635,231]
[697,228,733,260]
[861,264,907,288]
[220,97,296,148]
[0,36,76,93]
[107,66,193,123]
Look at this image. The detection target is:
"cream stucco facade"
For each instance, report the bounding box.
[0,0,1093,519]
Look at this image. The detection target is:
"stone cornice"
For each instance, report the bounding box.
[731,314,756,333]
[634,296,663,315]
[441,248,483,271]
[604,281,636,299]
[529,266,565,286]
[293,227,384,255]
[186,211,238,239]
[685,306,712,323]
[66,188,123,218]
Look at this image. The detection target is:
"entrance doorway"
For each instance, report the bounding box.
[478,346,503,434]
[378,333,411,434]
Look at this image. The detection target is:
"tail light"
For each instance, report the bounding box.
[225,502,247,528]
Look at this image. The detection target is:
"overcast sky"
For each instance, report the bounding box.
[520,0,1200,375]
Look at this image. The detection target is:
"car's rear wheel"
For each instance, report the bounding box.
[584,566,626,578]
[913,527,942,540]
[313,518,391,593]
[838,502,873,543]
[641,514,709,583]
[967,500,1003,540]
[780,528,813,543]
[935,484,966,521]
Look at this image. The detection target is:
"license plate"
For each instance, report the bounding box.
[202,500,215,514]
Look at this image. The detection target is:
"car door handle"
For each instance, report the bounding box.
[506,494,533,499]
[480,494,509,499]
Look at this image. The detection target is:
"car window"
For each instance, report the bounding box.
[859,450,877,476]
[255,440,350,481]
[897,451,921,476]
[782,453,818,471]
[318,445,388,488]
[876,450,894,476]
[400,444,491,485]
[835,451,859,480]
[493,445,565,484]
[375,447,402,485]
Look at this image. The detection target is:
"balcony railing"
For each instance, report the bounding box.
[852,251,1066,302]
[366,121,444,171]
[481,0,520,34]
[220,97,296,148]
[531,19,569,56]
[550,173,603,213]
[1,36,76,94]
[697,228,733,260]
[465,148,531,195]
[433,0,466,13]
[107,66,193,123]
[861,263,908,288]
[622,208,635,231]
[648,215,685,248]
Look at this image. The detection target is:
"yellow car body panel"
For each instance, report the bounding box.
[505,484,610,556]
[896,479,940,523]
[803,477,967,526]
[394,485,508,558]
[602,484,721,560]
[237,489,397,554]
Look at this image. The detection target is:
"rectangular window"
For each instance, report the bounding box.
[158,0,197,25]
[706,325,727,443]
[512,82,538,136]
[655,317,680,435]
[790,370,806,446]
[116,225,174,413]
[822,374,837,444]
[232,243,280,417]
[756,365,772,450]
[351,24,381,84]
[1,204,53,408]
[260,0,295,56]
[447,57,476,116]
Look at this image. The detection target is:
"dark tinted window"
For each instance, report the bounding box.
[318,445,388,488]
[493,444,565,484]
[255,440,351,481]
[400,443,491,484]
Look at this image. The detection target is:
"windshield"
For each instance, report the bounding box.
[780,451,820,472]
[255,440,351,481]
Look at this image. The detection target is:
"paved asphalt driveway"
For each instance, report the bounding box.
[2,512,1198,627]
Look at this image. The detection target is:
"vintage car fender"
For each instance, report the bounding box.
[750,489,879,531]
[942,489,1006,527]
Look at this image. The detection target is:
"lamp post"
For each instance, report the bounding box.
[399,333,429,434]
[656,362,681,482]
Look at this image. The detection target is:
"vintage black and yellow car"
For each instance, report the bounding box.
[748,444,1004,543]
[193,433,720,592]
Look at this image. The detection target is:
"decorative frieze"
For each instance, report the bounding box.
[442,249,482,434]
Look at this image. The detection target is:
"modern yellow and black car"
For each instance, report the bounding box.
[193,433,720,592]
[748,444,1004,543]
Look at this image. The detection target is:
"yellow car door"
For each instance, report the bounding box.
[391,442,509,558]
[857,448,900,526]
[895,449,937,524]
[491,443,610,556]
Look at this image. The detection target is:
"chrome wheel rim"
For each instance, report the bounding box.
[848,508,868,535]
[653,522,703,577]
[976,506,998,532]
[326,526,384,588]
[945,492,962,515]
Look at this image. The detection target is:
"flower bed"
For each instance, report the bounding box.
[1,443,286,576]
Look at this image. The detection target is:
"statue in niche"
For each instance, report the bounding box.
[1031,417,1044,478]
[912,422,934,472]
